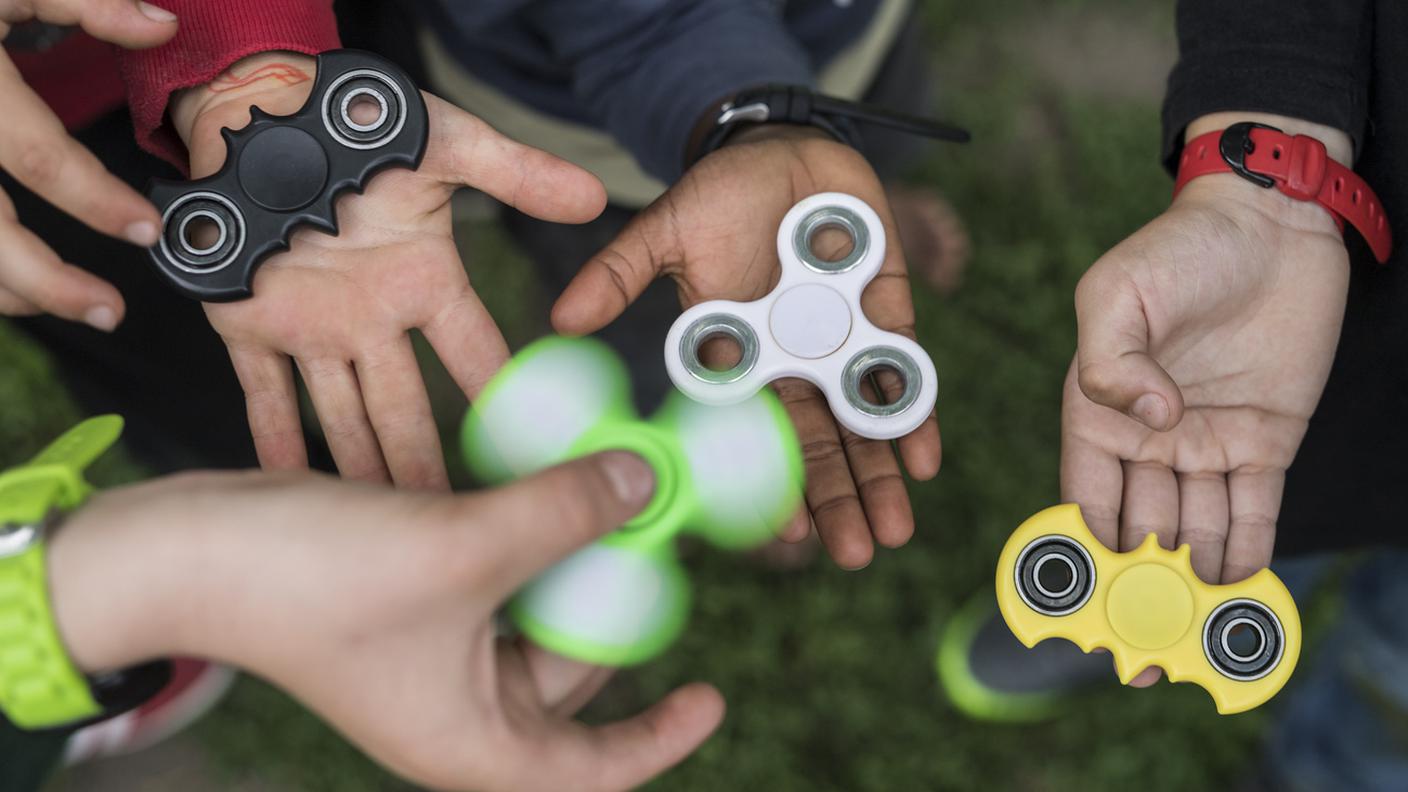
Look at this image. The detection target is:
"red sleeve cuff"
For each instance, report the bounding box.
[119,0,341,170]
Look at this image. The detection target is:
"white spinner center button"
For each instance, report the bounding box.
[768,283,852,359]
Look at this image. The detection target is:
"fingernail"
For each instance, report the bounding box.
[125,221,159,246]
[599,451,656,508]
[138,1,177,22]
[85,305,118,333]
[1131,393,1169,430]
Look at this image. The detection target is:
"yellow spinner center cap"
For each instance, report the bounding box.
[1106,564,1194,649]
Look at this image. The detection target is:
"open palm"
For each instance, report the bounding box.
[553,127,941,569]
[1063,178,1349,588]
[185,87,606,489]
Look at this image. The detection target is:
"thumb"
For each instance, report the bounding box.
[473,451,656,596]
[551,207,671,334]
[423,95,606,224]
[1074,270,1185,431]
[30,0,179,49]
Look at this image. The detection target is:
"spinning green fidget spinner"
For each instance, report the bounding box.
[461,336,804,666]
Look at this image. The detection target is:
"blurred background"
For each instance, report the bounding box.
[4,0,1338,789]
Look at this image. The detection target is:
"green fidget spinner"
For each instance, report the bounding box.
[461,336,804,666]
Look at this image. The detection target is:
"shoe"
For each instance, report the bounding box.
[63,659,236,764]
[936,587,1111,722]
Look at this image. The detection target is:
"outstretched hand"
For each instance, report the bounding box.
[553,126,941,569]
[174,52,607,489]
[49,452,723,792]
[1062,114,1353,685]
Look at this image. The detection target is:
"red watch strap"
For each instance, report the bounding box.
[1174,123,1392,264]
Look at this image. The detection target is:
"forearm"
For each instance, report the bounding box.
[524,0,815,182]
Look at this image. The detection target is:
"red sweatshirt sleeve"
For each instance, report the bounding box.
[119,0,341,168]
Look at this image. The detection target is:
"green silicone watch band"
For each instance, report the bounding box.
[0,415,124,730]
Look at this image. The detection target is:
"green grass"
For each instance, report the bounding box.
[4,0,1302,789]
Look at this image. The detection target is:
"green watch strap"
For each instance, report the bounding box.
[0,416,124,730]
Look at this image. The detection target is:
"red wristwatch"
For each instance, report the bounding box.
[1174,122,1392,263]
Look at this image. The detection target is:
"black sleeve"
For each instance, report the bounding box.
[1161,0,1374,173]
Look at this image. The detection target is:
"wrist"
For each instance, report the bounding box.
[172,51,318,174]
[726,124,832,147]
[46,487,199,673]
[1177,112,1356,240]
[1186,112,1353,166]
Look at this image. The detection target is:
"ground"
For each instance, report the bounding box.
[4,0,1306,789]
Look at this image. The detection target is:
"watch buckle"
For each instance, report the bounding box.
[1219,121,1280,189]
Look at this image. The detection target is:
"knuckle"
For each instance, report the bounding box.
[12,140,66,186]
[800,436,844,465]
[1076,361,1119,398]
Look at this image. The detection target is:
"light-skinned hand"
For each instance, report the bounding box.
[1062,112,1353,686]
[0,0,178,328]
[171,51,608,491]
[48,451,723,792]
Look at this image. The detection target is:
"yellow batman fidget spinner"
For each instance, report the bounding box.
[995,504,1301,714]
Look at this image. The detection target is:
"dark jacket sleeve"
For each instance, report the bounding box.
[524,0,815,182]
[1162,0,1374,172]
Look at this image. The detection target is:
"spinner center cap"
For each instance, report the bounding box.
[1106,563,1194,650]
[768,283,852,359]
[237,126,330,212]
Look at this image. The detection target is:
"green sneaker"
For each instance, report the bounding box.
[937,587,1112,722]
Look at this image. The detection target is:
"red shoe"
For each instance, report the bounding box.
[63,659,236,764]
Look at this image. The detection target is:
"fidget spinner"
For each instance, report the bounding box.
[145,49,429,301]
[996,505,1300,714]
[664,192,938,440]
[461,336,804,666]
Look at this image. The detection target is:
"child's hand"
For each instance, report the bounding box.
[1062,112,1353,686]
[553,127,940,569]
[172,52,608,490]
[0,0,178,328]
[46,452,723,792]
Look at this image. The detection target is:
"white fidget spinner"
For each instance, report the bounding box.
[664,192,938,440]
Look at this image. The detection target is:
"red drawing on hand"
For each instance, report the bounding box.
[209,62,312,93]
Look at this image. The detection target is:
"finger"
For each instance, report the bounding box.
[1176,471,1230,583]
[778,506,810,544]
[0,64,161,246]
[0,284,38,315]
[295,357,389,484]
[1119,461,1179,551]
[226,345,307,470]
[551,207,670,336]
[503,683,725,792]
[1128,667,1163,688]
[355,336,449,491]
[519,640,615,717]
[839,424,914,550]
[421,287,510,400]
[423,95,606,223]
[1058,434,1123,552]
[775,378,873,570]
[1073,271,1184,431]
[0,215,124,329]
[857,228,941,481]
[1224,467,1282,583]
[471,452,656,595]
[5,0,178,49]
[896,412,942,481]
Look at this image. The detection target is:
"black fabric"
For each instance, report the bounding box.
[1162,1,1408,556]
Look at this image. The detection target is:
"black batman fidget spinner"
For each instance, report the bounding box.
[145,49,429,302]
